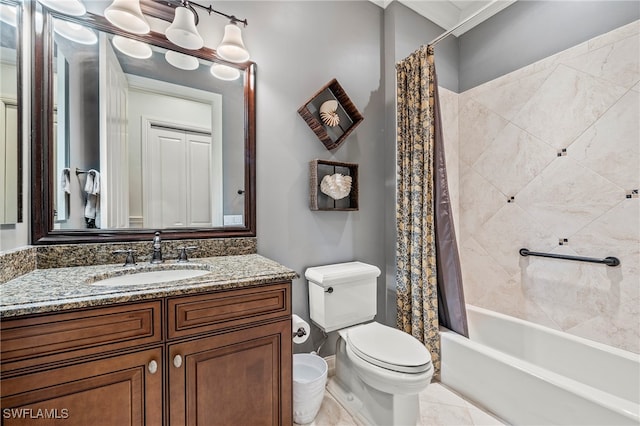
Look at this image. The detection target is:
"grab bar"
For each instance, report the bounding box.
[519,248,620,267]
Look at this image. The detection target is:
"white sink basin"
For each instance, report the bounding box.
[92,269,210,286]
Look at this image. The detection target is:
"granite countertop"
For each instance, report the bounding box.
[0,254,298,319]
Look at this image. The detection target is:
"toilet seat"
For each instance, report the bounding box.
[346,322,432,374]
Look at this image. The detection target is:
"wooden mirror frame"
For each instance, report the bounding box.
[30,0,256,244]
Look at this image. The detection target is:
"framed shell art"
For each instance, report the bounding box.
[309,159,358,211]
[298,79,364,151]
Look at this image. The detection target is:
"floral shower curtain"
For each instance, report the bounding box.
[396,45,468,375]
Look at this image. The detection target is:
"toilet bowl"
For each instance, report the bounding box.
[343,322,433,395]
[305,262,433,425]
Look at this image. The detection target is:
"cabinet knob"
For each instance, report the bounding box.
[148,360,158,374]
[173,354,183,368]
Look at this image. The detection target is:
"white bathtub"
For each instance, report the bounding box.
[440,305,640,426]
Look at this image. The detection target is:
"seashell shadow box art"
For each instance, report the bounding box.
[320,174,352,200]
[319,100,340,127]
[298,79,364,151]
[309,159,359,211]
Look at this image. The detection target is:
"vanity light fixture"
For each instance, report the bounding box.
[165,49,200,70]
[112,35,153,59]
[53,18,97,45]
[0,4,17,26]
[104,0,150,35]
[210,63,240,81]
[38,0,86,17]
[103,0,249,62]
[166,1,249,62]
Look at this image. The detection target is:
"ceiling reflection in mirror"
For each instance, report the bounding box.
[0,0,20,225]
[51,17,246,232]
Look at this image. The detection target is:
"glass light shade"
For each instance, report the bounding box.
[165,50,199,71]
[38,0,86,17]
[165,6,203,50]
[210,63,240,81]
[216,23,249,63]
[0,4,17,26]
[53,19,97,45]
[112,36,152,59]
[104,0,150,35]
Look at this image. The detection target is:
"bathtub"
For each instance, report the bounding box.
[440,305,640,426]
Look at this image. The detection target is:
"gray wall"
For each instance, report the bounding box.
[386,1,460,92]
[202,1,387,355]
[459,0,640,91]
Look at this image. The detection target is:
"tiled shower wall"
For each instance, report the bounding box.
[450,21,639,353]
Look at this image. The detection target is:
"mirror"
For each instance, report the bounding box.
[32,2,256,243]
[0,0,22,225]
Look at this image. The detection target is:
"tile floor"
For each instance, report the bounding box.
[295,381,507,426]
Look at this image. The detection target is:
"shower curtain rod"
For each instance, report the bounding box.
[428,0,500,47]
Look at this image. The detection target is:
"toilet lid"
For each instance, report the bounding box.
[346,322,432,374]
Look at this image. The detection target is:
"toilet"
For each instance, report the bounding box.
[305,262,433,426]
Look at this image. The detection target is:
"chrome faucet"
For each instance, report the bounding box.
[151,231,163,264]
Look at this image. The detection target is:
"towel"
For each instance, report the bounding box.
[61,168,71,194]
[84,169,100,195]
[84,169,100,221]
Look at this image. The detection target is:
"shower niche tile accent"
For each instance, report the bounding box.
[309,159,359,211]
[298,79,364,151]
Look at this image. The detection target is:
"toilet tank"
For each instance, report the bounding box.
[305,262,381,333]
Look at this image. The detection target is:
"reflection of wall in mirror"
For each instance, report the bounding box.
[54,38,101,230]
[0,57,18,225]
[122,70,245,229]
[127,87,220,228]
[47,23,249,232]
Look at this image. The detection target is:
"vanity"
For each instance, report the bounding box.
[1,253,297,425]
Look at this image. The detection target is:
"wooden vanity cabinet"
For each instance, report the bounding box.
[168,320,291,425]
[166,282,292,426]
[1,348,163,426]
[0,281,293,426]
[0,301,164,426]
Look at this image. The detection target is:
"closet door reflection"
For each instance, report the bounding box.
[144,126,217,229]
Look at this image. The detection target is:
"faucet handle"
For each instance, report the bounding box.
[176,246,197,263]
[113,249,137,267]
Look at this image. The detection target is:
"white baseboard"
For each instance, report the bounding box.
[324,355,336,377]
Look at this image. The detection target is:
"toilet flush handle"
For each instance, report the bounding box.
[325,287,333,294]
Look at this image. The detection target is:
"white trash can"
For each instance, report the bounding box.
[293,353,328,424]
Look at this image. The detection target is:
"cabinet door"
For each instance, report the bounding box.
[169,320,292,426]
[1,348,162,426]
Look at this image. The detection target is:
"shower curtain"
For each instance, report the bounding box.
[396,45,468,374]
